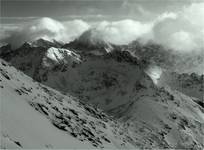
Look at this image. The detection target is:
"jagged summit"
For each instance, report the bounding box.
[42,47,82,69]
[31,38,63,48]
[21,42,32,47]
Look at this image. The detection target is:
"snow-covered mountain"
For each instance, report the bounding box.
[42,47,82,70]
[0,45,152,110]
[0,58,138,149]
[0,41,83,80]
[0,41,204,149]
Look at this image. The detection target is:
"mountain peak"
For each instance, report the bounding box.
[42,47,81,69]
[31,38,62,48]
[21,42,32,48]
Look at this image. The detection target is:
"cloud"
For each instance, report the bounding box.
[168,31,197,51]
[75,2,204,52]
[62,20,90,41]
[152,2,204,52]
[0,17,89,48]
[121,0,154,20]
[84,19,152,45]
[1,2,204,53]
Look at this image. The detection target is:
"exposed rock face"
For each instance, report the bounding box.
[0,44,13,56]
[158,71,204,100]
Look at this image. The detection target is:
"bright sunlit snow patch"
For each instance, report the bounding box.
[42,47,81,68]
[146,66,163,84]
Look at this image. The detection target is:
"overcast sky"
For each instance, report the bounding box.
[1,0,201,24]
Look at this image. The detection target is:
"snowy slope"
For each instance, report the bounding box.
[108,86,204,149]
[0,59,137,149]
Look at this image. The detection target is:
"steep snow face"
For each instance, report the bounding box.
[42,47,81,69]
[0,58,140,149]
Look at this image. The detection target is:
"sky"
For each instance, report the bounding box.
[0,0,204,53]
[1,0,200,24]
